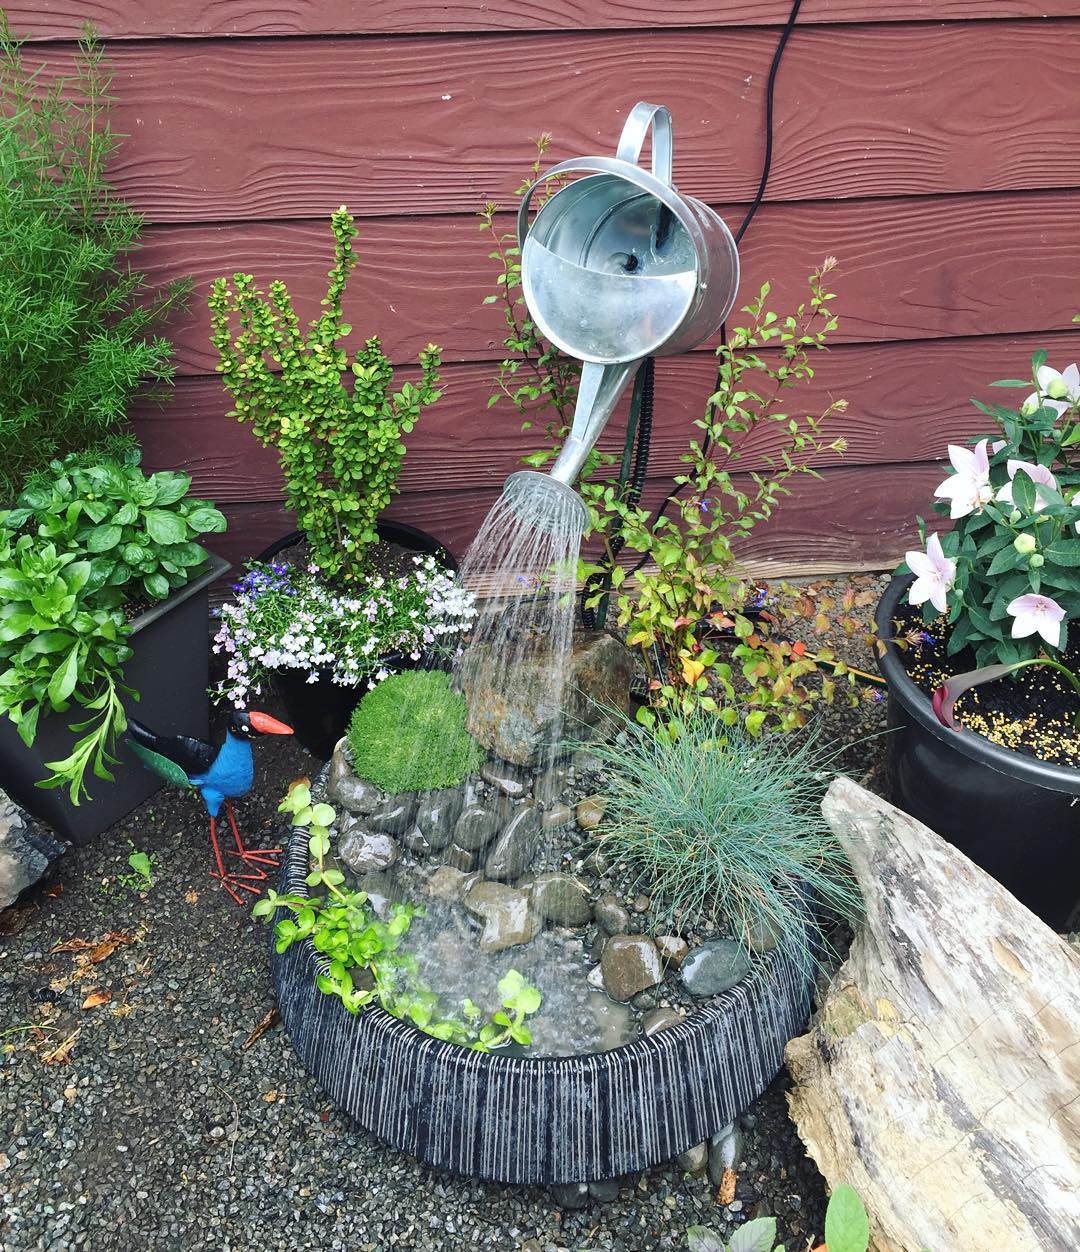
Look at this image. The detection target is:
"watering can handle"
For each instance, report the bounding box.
[615,102,673,186]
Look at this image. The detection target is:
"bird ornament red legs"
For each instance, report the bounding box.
[127,708,293,905]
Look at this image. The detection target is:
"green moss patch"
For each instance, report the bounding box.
[347,669,485,794]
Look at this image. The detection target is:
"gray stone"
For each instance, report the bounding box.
[747,914,782,954]
[571,749,603,776]
[326,739,383,815]
[631,893,651,913]
[452,804,502,852]
[680,939,752,997]
[0,791,65,908]
[676,1142,708,1173]
[533,766,569,808]
[458,631,634,767]
[575,795,608,831]
[529,873,592,927]
[550,1182,589,1210]
[367,795,418,836]
[707,1121,744,1186]
[655,935,690,967]
[541,802,574,832]
[600,934,663,1002]
[642,1008,683,1037]
[480,760,530,799]
[586,964,606,991]
[594,893,631,936]
[352,872,403,920]
[413,789,463,850]
[424,866,475,903]
[443,845,477,872]
[402,825,434,855]
[463,882,541,954]
[337,820,401,874]
[588,1178,620,1203]
[484,806,543,881]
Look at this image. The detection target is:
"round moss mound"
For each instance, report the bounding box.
[347,669,485,794]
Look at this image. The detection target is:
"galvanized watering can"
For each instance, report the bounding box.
[504,102,740,524]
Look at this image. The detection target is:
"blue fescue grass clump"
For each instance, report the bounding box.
[586,713,863,972]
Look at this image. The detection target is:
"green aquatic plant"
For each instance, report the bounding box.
[346,669,485,794]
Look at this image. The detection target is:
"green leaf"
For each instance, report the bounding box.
[47,645,81,707]
[142,573,170,601]
[1044,544,1080,567]
[86,525,122,553]
[152,473,192,506]
[185,505,227,533]
[824,1184,870,1252]
[728,1217,779,1252]
[144,510,188,545]
[685,1230,728,1252]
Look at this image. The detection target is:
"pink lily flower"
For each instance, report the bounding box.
[1024,362,1080,418]
[1006,593,1066,649]
[906,533,956,615]
[995,460,1059,511]
[934,439,994,519]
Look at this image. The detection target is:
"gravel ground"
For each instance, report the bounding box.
[0,577,888,1252]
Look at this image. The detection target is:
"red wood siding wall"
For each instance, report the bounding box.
[14,2,1080,571]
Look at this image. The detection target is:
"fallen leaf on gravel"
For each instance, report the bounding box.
[42,1028,79,1065]
[716,1167,737,1206]
[88,932,134,963]
[49,975,71,994]
[0,902,35,935]
[110,1002,134,1018]
[263,1090,278,1102]
[50,937,96,955]
[81,991,112,1009]
[241,1005,281,1050]
[184,889,199,905]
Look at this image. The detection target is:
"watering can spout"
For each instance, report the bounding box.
[549,360,641,488]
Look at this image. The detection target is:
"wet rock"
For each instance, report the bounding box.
[0,791,64,908]
[338,820,401,874]
[576,795,608,831]
[550,1182,589,1210]
[413,789,463,850]
[484,806,543,881]
[590,933,608,962]
[458,631,634,767]
[424,866,479,903]
[586,964,606,991]
[747,915,782,954]
[533,766,569,807]
[676,1142,709,1173]
[367,795,418,836]
[529,873,592,927]
[594,893,631,935]
[480,760,531,799]
[681,939,752,998]
[572,749,603,776]
[600,935,663,1002]
[541,802,574,831]
[588,1178,620,1203]
[583,849,611,878]
[655,935,690,967]
[327,739,383,815]
[352,871,403,920]
[642,1008,683,1037]
[443,846,477,872]
[708,1121,744,1186]
[631,893,651,913]
[463,882,541,954]
[452,805,502,852]
[402,825,434,855]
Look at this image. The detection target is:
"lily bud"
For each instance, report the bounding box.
[1013,533,1037,555]
[1021,398,1038,417]
[1047,378,1070,401]
[1008,509,1022,523]
[1029,553,1045,568]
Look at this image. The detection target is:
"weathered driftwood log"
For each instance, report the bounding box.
[786,777,1080,1252]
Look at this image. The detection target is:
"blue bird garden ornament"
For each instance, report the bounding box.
[127,708,293,904]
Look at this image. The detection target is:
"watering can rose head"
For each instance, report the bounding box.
[897,351,1080,688]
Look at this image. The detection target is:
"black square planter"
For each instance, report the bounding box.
[0,554,229,845]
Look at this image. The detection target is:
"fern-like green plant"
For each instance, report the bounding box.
[0,16,190,500]
[209,206,442,582]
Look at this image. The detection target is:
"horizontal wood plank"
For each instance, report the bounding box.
[15,23,1080,220]
[13,2,1079,40]
[142,191,1080,374]
[134,329,1080,500]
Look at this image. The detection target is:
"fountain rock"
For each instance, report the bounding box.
[338,820,401,874]
[655,935,690,967]
[463,881,541,953]
[424,866,478,903]
[575,795,608,831]
[413,789,463,849]
[327,739,383,815]
[600,934,663,1002]
[533,766,569,807]
[588,1179,620,1203]
[594,893,631,935]
[681,939,752,997]
[367,795,418,836]
[676,1142,709,1173]
[352,871,403,920]
[480,760,531,799]
[484,806,543,881]
[452,804,502,852]
[550,1182,589,1211]
[746,915,782,954]
[541,802,574,831]
[529,872,592,926]
[458,631,633,767]
[443,846,477,872]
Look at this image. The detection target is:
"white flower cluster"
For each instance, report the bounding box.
[212,555,477,707]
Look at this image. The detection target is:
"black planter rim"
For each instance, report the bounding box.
[256,521,457,573]
[129,551,231,635]
[876,573,1080,796]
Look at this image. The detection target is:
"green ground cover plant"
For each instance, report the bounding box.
[0,17,189,499]
[688,1182,874,1252]
[346,670,485,794]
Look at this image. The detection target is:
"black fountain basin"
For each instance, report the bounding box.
[271,832,813,1185]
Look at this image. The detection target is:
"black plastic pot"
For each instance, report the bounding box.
[255,522,457,760]
[0,553,230,845]
[876,575,1080,930]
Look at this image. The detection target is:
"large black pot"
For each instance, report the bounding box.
[271,831,812,1185]
[255,522,456,760]
[0,553,230,845]
[876,574,1080,930]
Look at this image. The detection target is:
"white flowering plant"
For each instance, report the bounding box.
[212,555,476,707]
[899,352,1080,674]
